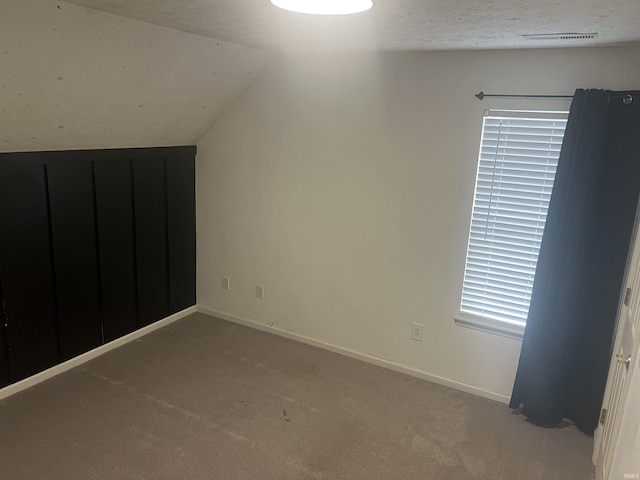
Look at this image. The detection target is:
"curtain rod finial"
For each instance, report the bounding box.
[475,91,485,100]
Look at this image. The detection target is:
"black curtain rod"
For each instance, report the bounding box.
[475,91,573,100]
[475,91,634,104]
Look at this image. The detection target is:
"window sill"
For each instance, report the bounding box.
[454,313,525,340]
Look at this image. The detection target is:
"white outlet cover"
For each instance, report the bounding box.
[222,276,230,290]
[411,322,424,342]
[256,285,264,299]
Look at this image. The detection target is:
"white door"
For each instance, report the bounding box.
[593,204,640,479]
[608,357,640,479]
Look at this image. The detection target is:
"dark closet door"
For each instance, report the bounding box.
[0,278,9,388]
[46,155,103,360]
[0,156,59,381]
[0,339,8,388]
[133,152,169,326]
[94,155,139,341]
[167,150,196,313]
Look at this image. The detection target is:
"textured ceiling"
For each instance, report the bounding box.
[0,0,272,152]
[61,0,640,52]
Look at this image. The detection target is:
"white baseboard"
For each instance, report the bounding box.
[197,307,510,405]
[0,306,197,401]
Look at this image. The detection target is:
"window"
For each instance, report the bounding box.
[456,110,568,338]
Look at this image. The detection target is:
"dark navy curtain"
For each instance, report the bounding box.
[509,89,640,435]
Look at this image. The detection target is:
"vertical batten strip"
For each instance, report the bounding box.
[90,161,105,345]
[42,163,62,362]
[130,157,141,328]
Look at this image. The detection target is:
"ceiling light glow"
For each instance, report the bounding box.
[271,0,373,15]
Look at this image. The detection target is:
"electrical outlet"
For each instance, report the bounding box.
[256,285,264,299]
[411,322,424,342]
[222,275,230,290]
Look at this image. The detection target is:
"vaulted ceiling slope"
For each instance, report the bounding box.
[62,0,640,52]
[0,0,272,152]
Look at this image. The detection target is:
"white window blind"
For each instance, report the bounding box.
[460,110,568,326]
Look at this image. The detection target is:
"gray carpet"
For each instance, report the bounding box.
[0,313,595,479]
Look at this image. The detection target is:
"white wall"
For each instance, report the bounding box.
[196,47,640,401]
[0,0,271,152]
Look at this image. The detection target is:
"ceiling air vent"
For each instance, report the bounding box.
[523,33,598,41]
